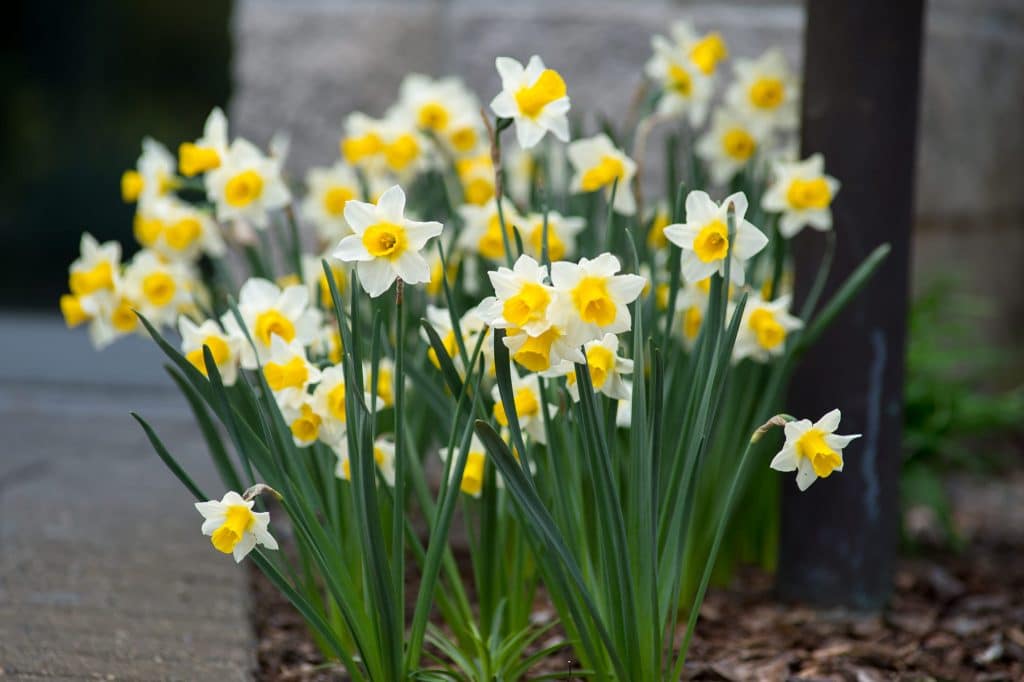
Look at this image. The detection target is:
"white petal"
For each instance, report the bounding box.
[334,235,373,262]
[770,446,798,472]
[795,459,818,491]
[404,220,444,249]
[377,185,406,222]
[232,533,258,562]
[393,251,431,284]
[343,200,378,234]
[357,258,397,298]
[814,409,842,433]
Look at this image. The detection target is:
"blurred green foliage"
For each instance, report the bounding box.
[0,1,232,310]
[901,279,1024,547]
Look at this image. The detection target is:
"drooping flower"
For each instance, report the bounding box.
[281,399,323,448]
[121,138,177,205]
[179,107,229,177]
[761,153,841,238]
[562,333,633,402]
[333,185,444,297]
[223,278,321,369]
[663,191,768,286]
[301,161,362,244]
[549,253,647,337]
[205,138,291,229]
[770,410,861,491]
[726,49,799,132]
[490,56,571,149]
[695,109,769,185]
[567,134,637,215]
[195,491,278,562]
[262,334,321,410]
[456,197,523,263]
[179,316,242,385]
[732,294,803,363]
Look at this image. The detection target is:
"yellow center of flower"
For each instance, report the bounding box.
[254,309,295,346]
[428,330,459,370]
[450,127,477,152]
[749,77,785,110]
[60,294,90,327]
[683,305,703,340]
[514,69,567,118]
[384,134,420,172]
[142,272,176,307]
[111,299,138,333]
[290,404,322,444]
[585,344,615,389]
[513,327,560,372]
[749,308,787,350]
[323,186,355,216]
[211,504,255,554]
[328,329,343,364]
[179,143,221,177]
[648,210,670,250]
[655,282,669,311]
[786,178,832,210]
[572,276,616,327]
[460,452,487,497]
[503,282,551,328]
[722,128,756,161]
[166,218,202,251]
[362,222,408,259]
[70,261,115,297]
[689,33,728,75]
[186,335,231,376]
[224,170,264,207]
[341,132,383,164]
[493,387,541,426]
[263,356,308,391]
[529,223,566,261]
[327,383,347,422]
[580,155,626,192]
[795,428,842,478]
[121,170,144,203]
[667,64,693,96]
[376,366,394,407]
[132,214,163,247]
[463,177,494,206]
[693,220,729,263]
[319,265,347,307]
[478,215,513,260]
[417,102,449,131]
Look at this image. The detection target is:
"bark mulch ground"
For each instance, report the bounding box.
[251,474,1024,681]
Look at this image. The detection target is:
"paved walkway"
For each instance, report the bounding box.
[0,379,254,680]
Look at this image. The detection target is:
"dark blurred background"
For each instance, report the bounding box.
[0,1,232,309]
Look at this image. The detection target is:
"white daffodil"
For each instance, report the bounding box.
[477,255,555,337]
[439,434,492,498]
[134,197,225,262]
[377,116,432,180]
[179,107,229,177]
[195,491,278,562]
[490,370,554,444]
[521,211,585,262]
[770,410,861,491]
[262,335,321,410]
[121,137,177,205]
[333,185,444,298]
[179,316,242,385]
[456,197,523,263]
[490,55,570,149]
[646,203,672,253]
[695,109,770,186]
[281,398,323,448]
[761,153,841,238]
[645,34,714,125]
[311,364,367,447]
[567,134,637,215]
[549,253,647,337]
[121,249,194,327]
[67,233,120,314]
[455,152,496,206]
[394,73,483,155]
[302,251,351,311]
[423,304,495,379]
[563,333,633,402]
[726,49,799,132]
[732,294,803,363]
[340,112,388,171]
[503,321,586,376]
[674,278,711,349]
[663,21,729,77]
[205,138,290,229]
[301,161,362,244]
[334,436,396,486]
[663,191,768,286]
[364,357,403,409]
[223,278,321,369]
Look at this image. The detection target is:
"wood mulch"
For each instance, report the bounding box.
[251,474,1024,681]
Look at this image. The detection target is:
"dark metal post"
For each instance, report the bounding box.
[777,1,925,609]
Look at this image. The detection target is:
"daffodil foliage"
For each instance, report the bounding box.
[67,20,889,681]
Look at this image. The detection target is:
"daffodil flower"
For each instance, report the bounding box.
[301,161,362,244]
[663,191,768,286]
[394,74,483,155]
[224,278,321,369]
[205,138,291,229]
[521,211,585,262]
[478,255,556,337]
[455,153,496,206]
[439,434,495,498]
[490,55,571,149]
[281,399,324,448]
[503,322,586,376]
[567,134,637,215]
[549,253,647,337]
[121,249,194,327]
[490,370,553,444]
[695,109,769,185]
[134,197,225,262]
[456,198,523,263]
[562,333,634,402]
[333,436,396,486]
[179,316,242,385]
[195,491,278,562]
[262,335,322,410]
[761,153,841,238]
[770,410,861,491]
[179,107,229,177]
[726,49,799,132]
[674,279,711,349]
[333,185,444,298]
[645,33,714,125]
[731,294,803,363]
[121,137,177,205]
[663,21,729,76]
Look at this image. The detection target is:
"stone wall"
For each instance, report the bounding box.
[231,0,1024,348]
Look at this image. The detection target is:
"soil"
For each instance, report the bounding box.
[251,474,1024,681]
